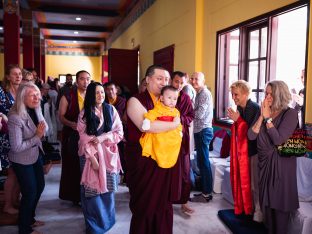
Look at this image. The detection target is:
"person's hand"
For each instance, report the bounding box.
[36,121,46,138]
[0,113,8,123]
[70,122,77,130]
[89,136,100,145]
[261,98,271,119]
[293,94,304,106]
[173,116,181,127]
[227,107,240,122]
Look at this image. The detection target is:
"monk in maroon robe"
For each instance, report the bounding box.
[104,82,127,177]
[126,65,180,234]
[171,71,195,214]
[58,71,91,203]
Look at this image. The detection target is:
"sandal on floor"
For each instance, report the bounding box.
[190,194,213,203]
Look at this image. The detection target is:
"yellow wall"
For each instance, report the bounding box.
[112,0,312,122]
[45,55,102,82]
[111,0,196,80]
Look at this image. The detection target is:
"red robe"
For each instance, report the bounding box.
[125,90,174,234]
[230,116,253,215]
[171,90,194,203]
[59,87,81,203]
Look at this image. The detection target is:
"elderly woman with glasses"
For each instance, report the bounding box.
[8,82,48,234]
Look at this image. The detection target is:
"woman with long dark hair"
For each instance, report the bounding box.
[77,82,123,233]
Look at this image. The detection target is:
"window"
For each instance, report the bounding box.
[215,3,308,123]
[59,74,76,84]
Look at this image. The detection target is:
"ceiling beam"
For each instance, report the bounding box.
[45,35,105,42]
[32,5,120,17]
[38,23,112,32]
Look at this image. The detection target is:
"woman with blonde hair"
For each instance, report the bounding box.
[8,82,48,234]
[248,80,299,234]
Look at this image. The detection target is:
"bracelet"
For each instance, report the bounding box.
[263,117,272,124]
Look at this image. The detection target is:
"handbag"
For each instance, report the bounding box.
[276,108,307,157]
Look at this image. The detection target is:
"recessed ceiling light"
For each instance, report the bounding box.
[73,41,77,43]
[74,31,79,34]
[75,17,81,21]
[0,27,3,30]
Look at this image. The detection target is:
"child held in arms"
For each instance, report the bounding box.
[140,85,183,168]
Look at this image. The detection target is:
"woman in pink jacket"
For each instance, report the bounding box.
[77,82,123,233]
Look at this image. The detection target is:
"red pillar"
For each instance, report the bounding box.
[22,10,34,69]
[34,28,41,79]
[41,39,46,82]
[3,0,20,68]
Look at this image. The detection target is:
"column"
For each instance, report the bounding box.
[40,39,46,82]
[33,28,41,79]
[22,10,34,69]
[3,0,20,68]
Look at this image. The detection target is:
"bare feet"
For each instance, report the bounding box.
[31,230,43,234]
[181,203,195,215]
[3,207,19,215]
[31,220,45,227]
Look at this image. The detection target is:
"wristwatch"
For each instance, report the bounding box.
[264,117,273,124]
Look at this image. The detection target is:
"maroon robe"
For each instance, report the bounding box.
[171,90,194,203]
[106,96,127,172]
[125,90,175,234]
[112,96,126,120]
[59,88,81,203]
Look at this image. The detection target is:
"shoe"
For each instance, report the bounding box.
[190,194,213,203]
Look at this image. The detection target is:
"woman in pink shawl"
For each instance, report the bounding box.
[77,82,123,233]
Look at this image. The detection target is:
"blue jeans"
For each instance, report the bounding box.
[194,127,213,194]
[12,158,45,234]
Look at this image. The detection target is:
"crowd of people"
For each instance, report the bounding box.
[0,64,302,234]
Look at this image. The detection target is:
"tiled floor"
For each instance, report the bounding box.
[0,165,233,234]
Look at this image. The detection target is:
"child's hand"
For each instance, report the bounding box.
[90,156,99,171]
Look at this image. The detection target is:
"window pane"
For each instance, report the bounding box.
[259,60,266,89]
[248,61,259,89]
[229,65,238,85]
[249,30,259,59]
[274,7,307,92]
[229,29,240,64]
[260,27,267,57]
[250,91,265,104]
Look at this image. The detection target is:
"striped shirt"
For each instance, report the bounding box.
[193,87,213,133]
